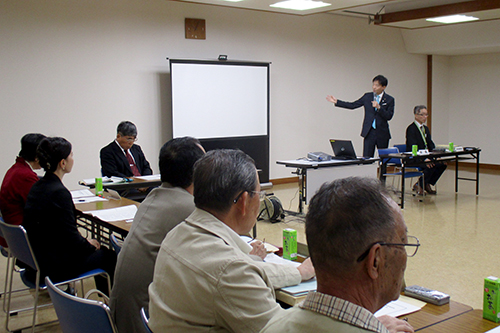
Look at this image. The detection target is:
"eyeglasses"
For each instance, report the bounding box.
[417,113,428,117]
[356,235,420,262]
[233,190,266,203]
[125,136,138,142]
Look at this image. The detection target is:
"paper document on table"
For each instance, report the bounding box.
[79,176,125,186]
[239,236,280,253]
[71,189,108,204]
[280,278,317,296]
[71,189,95,199]
[135,174,161,181]
[264,253,301,267]
[73,196,107,204]
[374,296,423,318]
[84,205,138,222]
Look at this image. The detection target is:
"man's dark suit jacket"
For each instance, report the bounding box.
[406,122,435,151]
[335,92,395,143]
[23,172,99,282]
[100,141,153,178]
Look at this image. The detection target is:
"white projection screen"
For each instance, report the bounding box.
[169,59,270,182]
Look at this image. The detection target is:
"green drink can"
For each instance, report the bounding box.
[283,228,297,261]
[449,142,454,152]
[95,177,104,196]
[412,145,418,156]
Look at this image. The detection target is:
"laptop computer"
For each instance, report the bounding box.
[329,139,358,160]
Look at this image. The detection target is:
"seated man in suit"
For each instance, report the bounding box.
[406,105,447,195]
[262,177,416,333]
[100,121,152,178]
[148,149,315,332]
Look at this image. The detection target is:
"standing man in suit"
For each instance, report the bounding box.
[100,121,153,178]
[326,75,395,157]
[406,105,447,195]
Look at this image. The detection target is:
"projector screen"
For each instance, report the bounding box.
[170,60,269,139]
[169,59,271,182]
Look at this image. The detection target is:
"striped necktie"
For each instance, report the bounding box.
[126,150,141,177]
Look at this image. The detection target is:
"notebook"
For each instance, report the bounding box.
[330,139,358,160]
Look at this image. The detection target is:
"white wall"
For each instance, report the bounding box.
[0,0,427,187]
[432,55,451,145]
[447,53,500,164]
[401,19,500,56]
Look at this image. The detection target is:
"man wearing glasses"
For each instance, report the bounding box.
[262,177,418,333]
[406,105,447,195]
[100,120,153,178]
[148,149,315,332]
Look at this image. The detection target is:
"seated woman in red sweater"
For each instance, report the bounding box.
[0,133,46,248]
[23,137,116,294]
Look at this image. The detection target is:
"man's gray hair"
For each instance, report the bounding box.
[413,105,427,115]
[306,177,396,276]
[193,149,257,213]
[117,121,137,137]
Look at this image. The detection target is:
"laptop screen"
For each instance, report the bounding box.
[330,139,357,159]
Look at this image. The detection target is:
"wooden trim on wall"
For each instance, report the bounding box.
[450,162,500,173]
[375,0,500,25]
[270,176,298,185]
[427,54,432,131]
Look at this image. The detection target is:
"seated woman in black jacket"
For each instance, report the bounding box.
[23,137,116,294]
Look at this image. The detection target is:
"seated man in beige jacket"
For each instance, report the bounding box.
[148,149,315,332]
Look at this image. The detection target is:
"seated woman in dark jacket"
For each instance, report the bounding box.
[23,137,116,294]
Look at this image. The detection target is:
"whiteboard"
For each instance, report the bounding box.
[170,60,269,139]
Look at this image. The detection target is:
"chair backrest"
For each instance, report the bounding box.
[110,234,123,254]
[394,144,407,153]
[0,219,38,271]
[0,217,7,258]
[140,307,153,333]
[45,276,118,333]
[377,147,401,165]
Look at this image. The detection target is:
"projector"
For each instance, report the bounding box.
[307,152,333,162]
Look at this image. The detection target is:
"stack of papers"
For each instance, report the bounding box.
[280,278,317,297]
[83,205,138,222]
[71,189,107,204]
[79,176,126,186]
[374,296,424,317]
[135,174,161,181]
